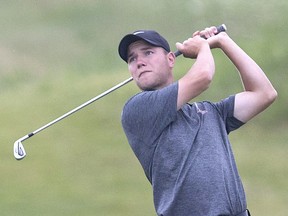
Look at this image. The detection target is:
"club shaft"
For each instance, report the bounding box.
[30,76,133,137]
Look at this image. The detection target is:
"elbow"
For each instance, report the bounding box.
[268,88,278,103]
[201,68,214,90]
[263,87,278,107]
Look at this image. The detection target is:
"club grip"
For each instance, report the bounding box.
[174,24,227,57]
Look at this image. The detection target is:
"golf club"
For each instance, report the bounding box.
[14,24,227,160]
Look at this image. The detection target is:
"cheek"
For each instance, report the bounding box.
[128,65,139,81]
[128,65,135,75]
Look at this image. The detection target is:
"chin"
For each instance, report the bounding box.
[137,79,163,91]
[138,83,158,91]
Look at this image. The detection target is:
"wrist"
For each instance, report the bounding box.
[217,33,231,49]
[198,42,211,54]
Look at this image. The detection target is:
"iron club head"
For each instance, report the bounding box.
[14,139,26,160]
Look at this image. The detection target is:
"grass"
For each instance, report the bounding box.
[230,124,288,216]
[1,0,287,215]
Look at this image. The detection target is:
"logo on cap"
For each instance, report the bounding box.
[133,31,145,35]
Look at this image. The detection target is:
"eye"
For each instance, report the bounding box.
[128,56,136,63]
[145,50,154,56]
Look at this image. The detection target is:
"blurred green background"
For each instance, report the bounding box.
[1,0,287,215]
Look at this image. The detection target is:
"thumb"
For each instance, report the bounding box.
[175,42,183,51]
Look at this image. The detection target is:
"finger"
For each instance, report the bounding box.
[205,28,212,37]
[200,26,218,39]
[198,28,207,39]
[211,26,218,34]
[204,27,214,38]
[175,42,184,51]
[192,30,200,37]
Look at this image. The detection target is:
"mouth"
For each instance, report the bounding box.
[139,70,151,78]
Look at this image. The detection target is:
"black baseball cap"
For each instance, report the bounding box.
[118,30,170,62]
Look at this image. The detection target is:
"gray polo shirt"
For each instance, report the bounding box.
[121,82,247,216]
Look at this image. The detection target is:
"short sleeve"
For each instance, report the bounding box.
[214,95,245,134]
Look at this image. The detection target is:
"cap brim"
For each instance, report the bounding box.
[118,34,143,62]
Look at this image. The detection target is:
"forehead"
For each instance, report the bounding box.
[128,40,155,54]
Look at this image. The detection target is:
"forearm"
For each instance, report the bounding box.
[190,43,215,77]
[177,44,215,109]
[220,35,274,94]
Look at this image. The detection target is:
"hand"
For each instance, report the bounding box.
[196,26,228,49]
[175,35,209,59]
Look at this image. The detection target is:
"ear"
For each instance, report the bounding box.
[167,52,176,68]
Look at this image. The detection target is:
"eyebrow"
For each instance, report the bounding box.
[127,46,155,60]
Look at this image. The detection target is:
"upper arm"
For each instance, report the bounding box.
[234,91,276,123]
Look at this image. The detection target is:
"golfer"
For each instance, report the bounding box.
[118,26,277,216]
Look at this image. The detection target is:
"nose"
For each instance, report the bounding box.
[137,57,146,69]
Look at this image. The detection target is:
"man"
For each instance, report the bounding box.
[118,26,277,216]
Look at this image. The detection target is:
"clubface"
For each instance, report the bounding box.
[14,140,26,160]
